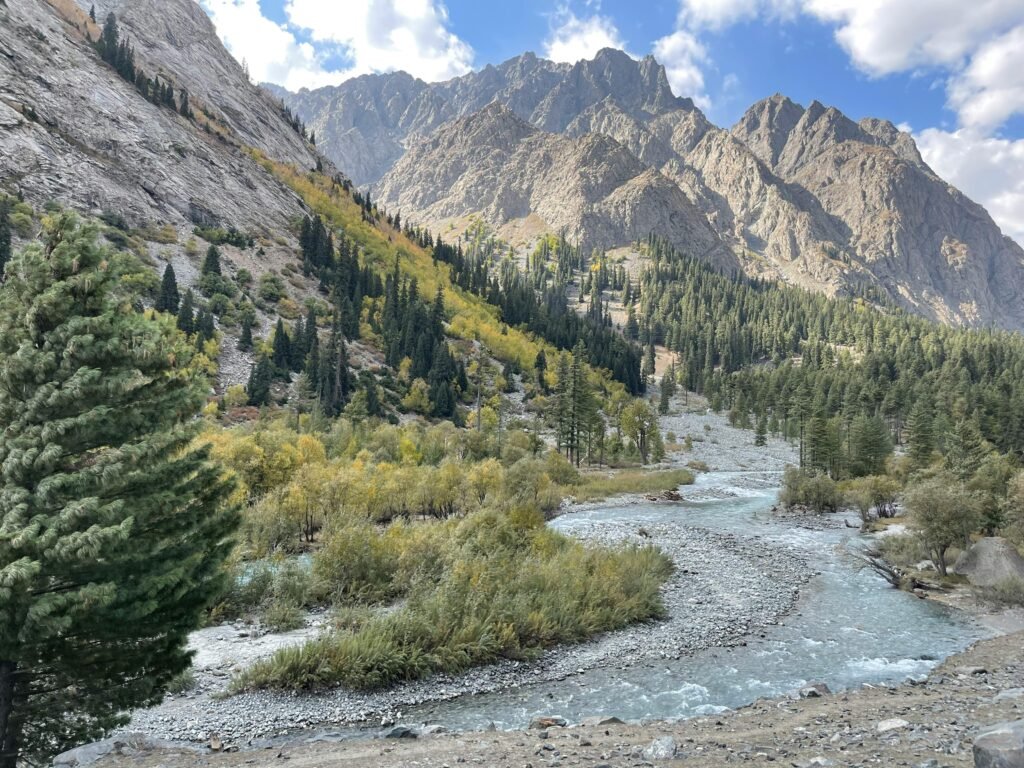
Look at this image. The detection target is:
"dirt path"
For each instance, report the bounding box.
[92,630,1024,768]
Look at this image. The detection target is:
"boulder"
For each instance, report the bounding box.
[877,718,911,733]
[643,736,677,760]
[953,538,1024,588]
[384,726,417,739]
[582,716,625,727]
[529,716,568,729]
[973,719,1024,767]
[799,683,832,698]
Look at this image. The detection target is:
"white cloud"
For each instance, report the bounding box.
[284,0,474,83]
[917,128,1024,244]
[947,24,1024,133]
[799,0,1021,76]
[678,0,798,30]
[651,29,709,108]
[202,0,329,90]
[543,7,629,63]
[199,0,474,90]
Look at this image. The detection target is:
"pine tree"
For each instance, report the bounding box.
[155,263,179,314]
[271,317,291,375]
[534,349,547,392]
[237,313,254,351]
[201,244,221,276]
[178,90,191,118]
[755,414,768,446]
[907,399,935,469]
[0,215,236,765]
[175,289,195,335]
[195,308,215,344]
[247,356,272,406]
[0,198,11,279]
[944,418,989,480]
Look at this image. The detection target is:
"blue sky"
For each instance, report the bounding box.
[200,0,1024,243]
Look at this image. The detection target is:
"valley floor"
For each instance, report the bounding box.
[91,629,1024,768]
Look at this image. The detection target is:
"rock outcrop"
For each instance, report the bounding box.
[375,103,733,266]
[0,0,322,235]
[953,538,1024,588]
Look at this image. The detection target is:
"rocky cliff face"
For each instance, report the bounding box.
[274,48,691,187]
[0,0,322,234]
[732,95,1024,325]
[375,103,733,267]
[279,51,1024,329]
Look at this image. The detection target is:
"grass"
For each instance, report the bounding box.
[570,468,694,503]
[230,507,673,692]
[976,578,1024,608]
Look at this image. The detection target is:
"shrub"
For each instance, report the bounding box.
[779,466,841,513]
[545,450,580,486]
[977,577,1024,608]
[259,273,285,302]
[313,523,399,604]
[232,508,673,693]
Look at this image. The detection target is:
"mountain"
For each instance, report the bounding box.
[274,50,1024,330]
[267,48,691,188]
[732,95,1024,325]
[375,102,733,266]
[0,0,321,234]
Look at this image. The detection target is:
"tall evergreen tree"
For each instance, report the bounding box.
[201,244,221,276]
[755,414,768,446]
[0,215,236,766]
[175,289,195,335]
[247,356,272,406]
[155,263,179,314]
[237,313,254,352]
[0,198,11,279]
[271,318,291,375]
[907,399,936,469]
[534,349,548,393]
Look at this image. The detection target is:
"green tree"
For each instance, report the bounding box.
[0,216,236,766]
[533,349,547,392]
[247,356,273,406]
[944,418,990,480]
[271,317,291,375]
[0,198,11,278]
[202,244,221,276]
[621,399,659,464]
[237,312,254,351]
[176,289,195,335]
[906,398,935,469]
[848,415,891,477]
[904,473,980,575]
[155,263,179,314]
[754,413,768,446]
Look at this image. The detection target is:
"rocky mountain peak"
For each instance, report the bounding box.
[731,92,805,168]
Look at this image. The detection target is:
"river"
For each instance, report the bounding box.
[394,470,986,730]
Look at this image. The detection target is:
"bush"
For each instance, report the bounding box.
[545,450,580,486]
[877,532,927,570]
[779,466,841,513]
[259,273,285,302]
[313,523,399,604]
[977,577,1024,608]
[232,508,673,692]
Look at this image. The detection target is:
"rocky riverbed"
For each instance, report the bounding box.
[87,629,1024,768]
[115,509,813,748]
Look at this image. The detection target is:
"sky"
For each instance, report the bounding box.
[198,0,1024,245]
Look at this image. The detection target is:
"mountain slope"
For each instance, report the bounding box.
[0,0,318,234]
[276,51,1024,329]
[375,103,733,266]
[733,95,1024,326]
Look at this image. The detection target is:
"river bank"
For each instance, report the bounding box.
[88,627,1024,768]
[112,492,812,747]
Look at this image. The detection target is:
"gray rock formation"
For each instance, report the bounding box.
[375,103,733,266]
[0,0,321,234]
[973,719,1024,768]
[269,48,690,187]
[952,538,1024,588]
[276,51,1024,329]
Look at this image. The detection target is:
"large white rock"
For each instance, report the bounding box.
[953,538,1024,588]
